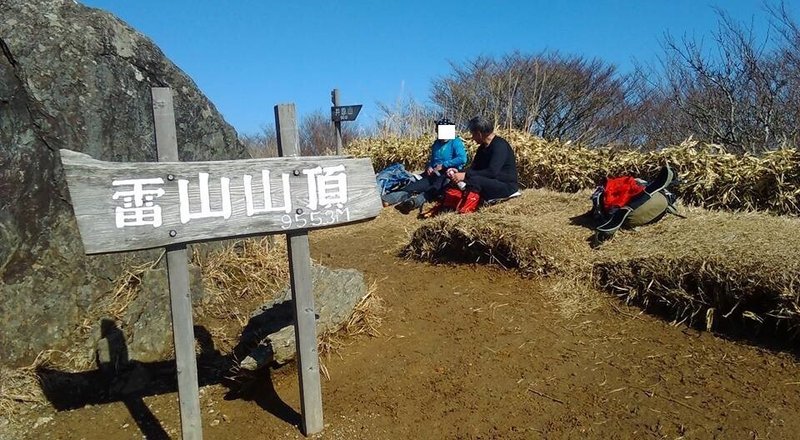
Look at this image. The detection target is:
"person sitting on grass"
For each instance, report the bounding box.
[445,116,519,207]
[383,118,468,212]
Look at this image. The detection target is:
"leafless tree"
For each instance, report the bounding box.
[431,52,636,146]
[299,110,358,156]
[658,6,799,152]
[239,110,360,158]
[240,124,278,158]
[374,95,438,137]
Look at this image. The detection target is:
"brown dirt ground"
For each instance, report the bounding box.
[23,208,800,440]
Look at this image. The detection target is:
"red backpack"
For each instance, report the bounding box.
[602,176,644,211]
[441,187,463,210]
[421,187,481,218]
[457,190,481,214]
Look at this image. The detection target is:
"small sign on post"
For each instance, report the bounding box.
[58,88,382,439]
[330,104,362,122]
[330,89,362,155]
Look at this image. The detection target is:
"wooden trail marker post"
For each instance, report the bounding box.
[275,103,323,434]
[330,88,362,155]
[59,88,382,438]
[153,87,203,440]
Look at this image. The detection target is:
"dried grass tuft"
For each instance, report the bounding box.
[0,351,52,425]
[593,208,800,335]
[344,282,386,338]
[192,237,289,328]
[316,283,386,380]
[402,191,593,277]
[106,259,160,321]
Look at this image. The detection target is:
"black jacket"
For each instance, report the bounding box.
[465,135,518,186]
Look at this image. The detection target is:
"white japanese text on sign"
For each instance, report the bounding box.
[110,165,349,230]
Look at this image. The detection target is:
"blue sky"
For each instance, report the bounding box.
[80,0,794,136]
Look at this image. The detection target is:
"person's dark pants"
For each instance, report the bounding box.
[382,173,449,205]
[464,176,517,201]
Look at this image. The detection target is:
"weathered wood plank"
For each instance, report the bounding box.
[276,103,324,436]
[332,89,343,155]
[59,149,382,254]
[152,87,202,440]
[287,232,323,435]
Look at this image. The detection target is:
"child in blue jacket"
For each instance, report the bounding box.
[382,119,468,211]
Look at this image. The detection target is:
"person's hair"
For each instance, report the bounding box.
[467,116,493,134]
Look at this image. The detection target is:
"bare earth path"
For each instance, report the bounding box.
[31,210,800,439]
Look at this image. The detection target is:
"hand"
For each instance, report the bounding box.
[452,172,466,183]
[426,167,435,175]
[433,164,443,171]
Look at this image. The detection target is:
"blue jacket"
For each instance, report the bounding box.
[427,137,468,170]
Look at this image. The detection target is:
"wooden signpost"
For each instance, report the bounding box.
[59,88,382,438]
[330,88,362,155]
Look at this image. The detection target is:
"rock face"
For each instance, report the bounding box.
[0,0,248,366]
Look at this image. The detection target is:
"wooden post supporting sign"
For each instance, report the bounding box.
[275,103,324,435]
[152,87,203,440]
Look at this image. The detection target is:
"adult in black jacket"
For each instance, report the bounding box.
[450,116,518,201]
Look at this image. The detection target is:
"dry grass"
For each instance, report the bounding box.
[402,188,800,338]
[343,281,386,338]
[402,191,593,277]
[106,258,163,321]
[593,207,800,334]
[402,190,602,318]
[16,260,170,376]
[198,238,387,381]
[0,351,56,429]
[349,130,800,215]
[192,237,289,328]
[540,277,606,320]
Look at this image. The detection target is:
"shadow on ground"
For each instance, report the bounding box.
[37,318,302,437]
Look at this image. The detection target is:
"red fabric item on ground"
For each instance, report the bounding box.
[442,187,464,210]
[457,191,481,214]
[602,176,644,211]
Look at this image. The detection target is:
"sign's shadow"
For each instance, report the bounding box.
[36,319,300,437]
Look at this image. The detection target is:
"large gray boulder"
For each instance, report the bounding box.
[237,264,368,372]
[0,0,249,366]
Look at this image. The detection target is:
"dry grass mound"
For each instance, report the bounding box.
[593,208,800,335]
[402,190,594,277]
[402,188,800,339]
[349,131,800,215]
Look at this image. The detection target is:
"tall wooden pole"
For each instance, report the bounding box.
[151,87,203,440]
[331,89,343,155]
[274,103,324,436]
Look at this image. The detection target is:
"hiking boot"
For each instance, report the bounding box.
[395,193,424,214]
[596,206,633,234]
[645,164,674,195]
[382,190,410,206]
